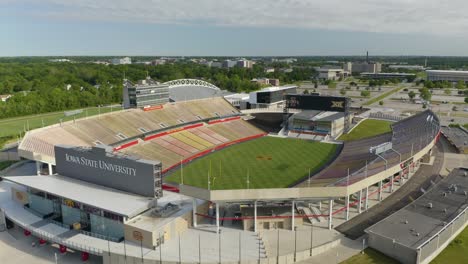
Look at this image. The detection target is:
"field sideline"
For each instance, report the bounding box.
[338,119,393,142]
[165,136,339,190]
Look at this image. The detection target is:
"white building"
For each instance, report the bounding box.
[388,65,425,70]
[318,68,349,80]
[426,70,468,83]
[111,57,132,65]
[237,59,254,68]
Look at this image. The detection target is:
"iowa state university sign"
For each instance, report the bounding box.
[64,153,137,176]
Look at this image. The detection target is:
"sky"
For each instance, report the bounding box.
[2,0,468,56]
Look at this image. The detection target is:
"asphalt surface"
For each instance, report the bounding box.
[335,137,446,239]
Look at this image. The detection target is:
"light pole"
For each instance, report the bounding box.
[277,228,280,263]
[294,227,297,262]
[310,221,313,257]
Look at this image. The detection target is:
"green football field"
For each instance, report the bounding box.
[338,119,393,142]
[165,136,339,190]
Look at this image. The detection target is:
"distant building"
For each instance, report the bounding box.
[346,62,381,74]
[270,58,297,64]
[388,65,425,70]
[222,60,237,68]
[211,61,222,68]
[0,94,12,102]
[111,57,132,65]
[237,59,254,68]
[344,52,382,74]
[265,67,275,73]
[123,77,169,109]
[360,72,416,80]
[93,61,110,65]
[426,70,468,83]
[49,58,70,63]
[151,59,166,66]
[251,78,280,86]
[318,68,349,80]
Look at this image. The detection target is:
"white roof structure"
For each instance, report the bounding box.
[256,85,297,92]
[3,175,153,219]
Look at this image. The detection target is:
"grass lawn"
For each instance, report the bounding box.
[431,226,468,264]
[165,137,339,190]
[338,119,393,141]
[340,248,399,264]
[0,105,119,138]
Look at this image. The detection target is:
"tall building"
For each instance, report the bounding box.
[347,62,381,74]
[111,57,132,65]
[123,77,169,109]
[237,59,254,68]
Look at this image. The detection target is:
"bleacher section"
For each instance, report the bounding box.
[297,110,440,187]
[325,110,440,187]
[120,119,265,172]
[18,98,241,160]
[296,133,392,187]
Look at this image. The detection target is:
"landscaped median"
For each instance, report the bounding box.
[363,86,405,106]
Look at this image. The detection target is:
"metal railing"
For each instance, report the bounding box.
[369,112,404,122]
[4,212,104,255]
[79,229,121,243]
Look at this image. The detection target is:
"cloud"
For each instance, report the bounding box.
[7,0,468,35]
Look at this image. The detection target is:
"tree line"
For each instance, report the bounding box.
[0,61,316,119]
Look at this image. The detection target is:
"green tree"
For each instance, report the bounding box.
[444,88,451,95]
[465,97,468,104]
[379,101,384,105]
[408,91,416,101]
[456,80,465,89]
[340,88,346,95]
[419,87,432,102]
[361,90,371,97]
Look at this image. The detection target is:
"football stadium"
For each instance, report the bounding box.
[1,77,459,264]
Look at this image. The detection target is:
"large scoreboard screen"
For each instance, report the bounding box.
[285,94,349,112]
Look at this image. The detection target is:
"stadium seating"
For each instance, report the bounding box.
[19,97,242,159]
[120,119,265,171]
[310,110,440,187]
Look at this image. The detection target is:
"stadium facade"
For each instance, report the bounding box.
[1,79,445,263]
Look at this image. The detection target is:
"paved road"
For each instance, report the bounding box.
[335,138,446,239]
